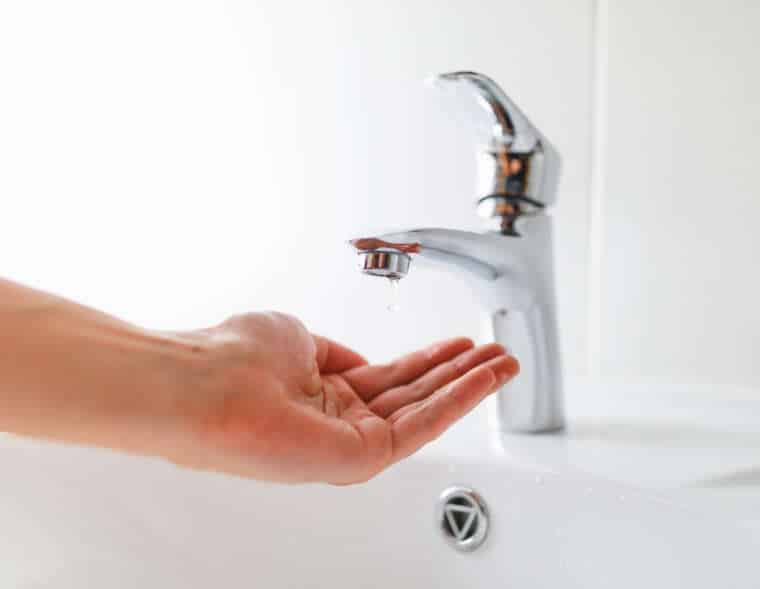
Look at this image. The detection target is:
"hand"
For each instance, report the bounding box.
[174,312,519,484]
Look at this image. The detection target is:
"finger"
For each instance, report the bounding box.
[342,337,474,401]
[389,355,519,463]
[368,342,507,418]
[387,353,517,425]
[313,335,368,374]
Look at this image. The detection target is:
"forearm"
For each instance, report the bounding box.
[0,278,203,455]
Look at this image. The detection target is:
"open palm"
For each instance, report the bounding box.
[186,313,518,485]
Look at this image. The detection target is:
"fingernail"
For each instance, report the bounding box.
[307,363,323,397]
[492,343,507,356]
[426,337,473,360]
[495,356,519,383]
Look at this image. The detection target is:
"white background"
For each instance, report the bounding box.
[0,0,757,396]
[596,0,760,391]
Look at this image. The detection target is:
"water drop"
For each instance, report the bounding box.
[386,277,400,312]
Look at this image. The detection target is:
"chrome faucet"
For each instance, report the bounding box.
[349,71,563,433]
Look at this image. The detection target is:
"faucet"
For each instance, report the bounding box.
[349,71,563,433]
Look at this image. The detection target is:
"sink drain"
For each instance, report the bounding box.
[436,487,489,552]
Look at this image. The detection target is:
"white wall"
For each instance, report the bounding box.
[4,0,756,396]
[0,1,594,384]
[595,0,760,391]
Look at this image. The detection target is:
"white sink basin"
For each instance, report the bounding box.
[2,386,759,588]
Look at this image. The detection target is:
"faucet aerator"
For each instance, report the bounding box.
[358,250,412,280]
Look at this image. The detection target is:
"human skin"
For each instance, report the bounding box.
[0,278,519,484]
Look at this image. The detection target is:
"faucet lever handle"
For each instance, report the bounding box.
[434,71,560,232]
[437,71,540,153]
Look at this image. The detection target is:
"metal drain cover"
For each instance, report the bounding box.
[437,487,489,552]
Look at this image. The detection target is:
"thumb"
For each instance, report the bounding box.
[312,335,368,374]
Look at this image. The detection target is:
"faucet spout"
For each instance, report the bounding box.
[351,229,501,284]
[350,220,564,433]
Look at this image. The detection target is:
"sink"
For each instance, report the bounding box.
[2,386,759,588]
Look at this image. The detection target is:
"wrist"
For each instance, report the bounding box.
[0,296,209,458]
[97,325,217,459]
